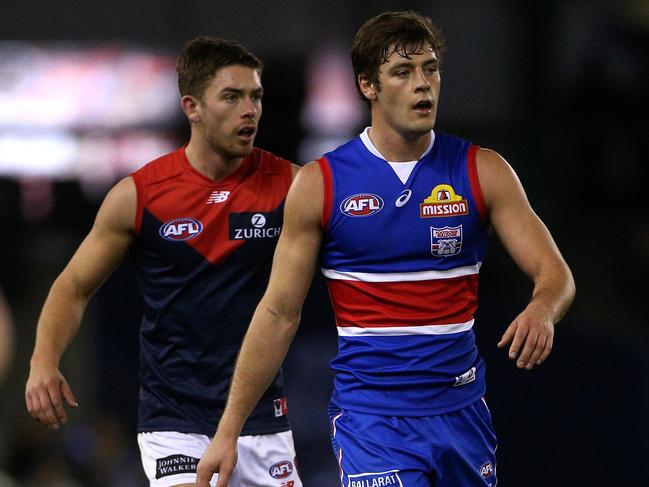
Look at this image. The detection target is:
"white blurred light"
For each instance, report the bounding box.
[0,41,180,181]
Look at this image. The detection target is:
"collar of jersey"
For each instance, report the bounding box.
[359,127,435,163]
[179,145,251,187]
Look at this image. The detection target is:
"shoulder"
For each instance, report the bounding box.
[251,147,291,170]
[95,176,136,233]
[283,161,324,227]
[132,148,185,188]
[475,148,527,211]
[476,148,520,186]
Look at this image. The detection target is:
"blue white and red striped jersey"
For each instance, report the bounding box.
[318,129,490,416]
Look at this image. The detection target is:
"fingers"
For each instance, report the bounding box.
[515,330,539,369]
[61,381,79,408]
[35,387,60,429]
[214,462,235,487]
[195,470,213,487]
[499,315,554,370]
[497,322,517,350]
[48,384,68,426]
[26,375,77,430]
[215,471,231,487]
[196,460,217,487]
[536,334,554,365]
[507,322,529,362]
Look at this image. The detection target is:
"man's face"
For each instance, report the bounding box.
[371,45,440,138]
[196,65,263,159]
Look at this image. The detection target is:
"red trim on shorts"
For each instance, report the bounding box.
[316,157,333,229]
[467,144,487,223]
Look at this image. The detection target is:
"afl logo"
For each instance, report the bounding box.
[340,193,384,217]
[479,462,494,478]
[159,217,203,241]
[269,460,293,479]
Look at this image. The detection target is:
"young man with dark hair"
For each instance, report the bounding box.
[25,37,302,487]
[197,10,575,487]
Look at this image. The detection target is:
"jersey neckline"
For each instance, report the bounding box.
[178,145,252,188]
[359,127,435,163]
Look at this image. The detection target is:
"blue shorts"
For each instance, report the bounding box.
[328,398,497,486]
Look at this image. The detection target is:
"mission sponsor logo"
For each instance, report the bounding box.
[340,193,384,217]
[347,469,403,487]
[420,184,469,218]
[159,218,203,241]
[229,210,282,240]
[430,225,463,257]
[155,454,198,479]
[269,460,294,479]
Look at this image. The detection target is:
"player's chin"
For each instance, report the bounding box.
[231,141,255,157]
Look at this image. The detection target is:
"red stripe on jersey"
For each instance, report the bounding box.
[467,144,487,223]
[326,275,479,328]
[317,157,333,229]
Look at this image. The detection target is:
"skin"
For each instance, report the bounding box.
[195,45,575,487]
[24,64,297,487]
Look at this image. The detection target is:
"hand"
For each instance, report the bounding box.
[25,361,78,430]
[196,434,238,487]
[497,304,554,370]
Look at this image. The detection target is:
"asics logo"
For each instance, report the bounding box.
[395,189,412,207]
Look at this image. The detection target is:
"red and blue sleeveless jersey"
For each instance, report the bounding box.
[318,131,490,416]
[131,146,293,435]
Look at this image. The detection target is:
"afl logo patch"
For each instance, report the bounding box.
[269,460,293,479]
[479,461,494,478]
[340,193,384,217]
[159,218,203,241]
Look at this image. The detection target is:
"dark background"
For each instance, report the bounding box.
[0,0,647,485]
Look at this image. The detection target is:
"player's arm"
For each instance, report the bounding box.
[477,149,575,370]
[25,176,136,429]
[196,161,324,487]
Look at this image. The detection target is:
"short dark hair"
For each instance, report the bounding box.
[176,36,263,100]
[351,10,445,106]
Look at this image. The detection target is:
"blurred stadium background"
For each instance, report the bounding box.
[0,0,647,485]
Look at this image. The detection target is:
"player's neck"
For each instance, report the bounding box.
[368,118,432,162]
[185,139,244,182]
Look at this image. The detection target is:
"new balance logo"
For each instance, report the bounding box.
[207,191,230,204]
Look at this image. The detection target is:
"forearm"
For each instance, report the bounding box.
[31,274,90,367]
[216,301,300,438]
[526,260,575,324]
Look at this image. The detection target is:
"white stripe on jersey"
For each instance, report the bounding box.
[322,263,481,282]
[337,319,474,336]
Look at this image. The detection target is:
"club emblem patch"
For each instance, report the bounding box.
[430,225,463,257]
[420,184,469,218]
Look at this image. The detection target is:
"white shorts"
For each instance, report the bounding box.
[137,430,302,487]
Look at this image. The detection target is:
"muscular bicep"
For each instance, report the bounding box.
[478,149,566,280]
[262,162,323,320]
[59,177,136,298]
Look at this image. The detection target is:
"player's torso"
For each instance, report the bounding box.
[319,131,490,416]
[131,146,292,435]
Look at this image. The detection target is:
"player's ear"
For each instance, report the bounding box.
[181,95,201,123]
[358,74,378,102]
